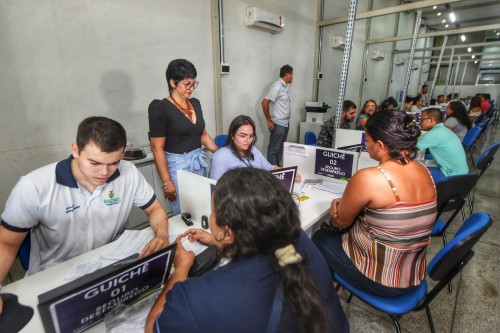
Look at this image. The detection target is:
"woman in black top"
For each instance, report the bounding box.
[148,59,218,215]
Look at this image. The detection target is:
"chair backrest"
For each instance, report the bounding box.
[476,141,500,175]
[435,174,480,218]
[214,134,228,148]
[304,131,317,145]
[427,212,492,281]
[462,126,482,150]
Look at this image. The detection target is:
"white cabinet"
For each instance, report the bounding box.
[125,157,172,230]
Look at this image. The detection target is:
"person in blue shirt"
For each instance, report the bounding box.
[146,168,349,333]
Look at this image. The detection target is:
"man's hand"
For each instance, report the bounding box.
[267,119,275,132]
[140,235,169,258]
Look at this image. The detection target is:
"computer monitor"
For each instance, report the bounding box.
[270,166,298,194]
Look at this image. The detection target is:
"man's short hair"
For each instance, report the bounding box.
[76,116,127,153]
[437,94,444,99]
[279,64,293,78]
[343,100,357,111]
[421,84,428,89]
[422,108,443,123]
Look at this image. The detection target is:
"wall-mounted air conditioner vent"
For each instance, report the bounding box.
[332,35,345,49]
[371,50,385,61]
[395,55,406,66]
[245,7,285,34]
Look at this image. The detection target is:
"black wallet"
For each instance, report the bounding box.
[188,245,221,277]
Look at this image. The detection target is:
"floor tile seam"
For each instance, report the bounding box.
[449,271,464,333]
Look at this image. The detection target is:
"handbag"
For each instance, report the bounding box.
[188,245,221,277]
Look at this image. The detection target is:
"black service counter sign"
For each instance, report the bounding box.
[314,149,354,180]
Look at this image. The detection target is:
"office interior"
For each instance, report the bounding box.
[1,0,499,332]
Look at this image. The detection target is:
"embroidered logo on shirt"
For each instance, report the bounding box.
[66,205,81,213]
[103,190,121,206]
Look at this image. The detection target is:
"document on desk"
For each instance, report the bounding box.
[311,182,347,195]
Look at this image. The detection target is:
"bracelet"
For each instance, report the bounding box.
[161,182,170,190]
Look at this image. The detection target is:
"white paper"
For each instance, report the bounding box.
[311,182,347,195]
[180,236,207,256]
[64,260,102,281]
[101,230,156,260]
[284,145,308,157]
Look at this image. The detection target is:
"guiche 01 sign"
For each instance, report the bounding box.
[314,149,354,180]
[38,244,176,333]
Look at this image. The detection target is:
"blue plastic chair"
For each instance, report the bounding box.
[468,141,500,213]
[304,131,317,146]
[214,134,228,148]
[462,126,482,165]
[335,212,492,333]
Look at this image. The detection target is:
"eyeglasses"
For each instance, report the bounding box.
[235,133,256,140]
[176,80,199,90]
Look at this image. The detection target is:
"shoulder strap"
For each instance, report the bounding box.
[376,167,401,202]
[265,285,284,333]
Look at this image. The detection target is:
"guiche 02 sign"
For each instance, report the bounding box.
[38,244,176,333]
[314,149,354,180]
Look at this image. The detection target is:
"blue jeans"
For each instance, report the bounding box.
[267,123,289,166]
[427,166,446,183]
[312,229,419,297]
[166,148,207,215]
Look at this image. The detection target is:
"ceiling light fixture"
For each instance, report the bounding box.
[442,19,446,23]
[433,6,437,10]
[449,12,456,22]
[472,55,475,59]
[445,24,449,28]
[467,47,472,52]
[474,61,478,64]
[461,35,466,42]
[437,12,442,16]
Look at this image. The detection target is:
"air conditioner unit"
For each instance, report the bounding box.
[411,63,420,71]
[395,55,406,66]
[421,64,430,73]
[245,7,285,34]
[332,35,345,49]
[371,50,385,61]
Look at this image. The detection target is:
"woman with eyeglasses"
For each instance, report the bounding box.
[149,59,218,215]
[355,99,377,130]
[209,115,278,181]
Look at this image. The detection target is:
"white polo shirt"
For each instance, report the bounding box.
[1,156,155,275]
[265,78,291,127]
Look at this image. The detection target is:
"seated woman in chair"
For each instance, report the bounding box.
[313,111,437,297]
[146,168,349,333]
[209,115,300,182]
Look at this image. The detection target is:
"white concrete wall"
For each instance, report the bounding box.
[0,0,318,212]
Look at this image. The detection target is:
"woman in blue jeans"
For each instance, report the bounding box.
[148,59,218,215]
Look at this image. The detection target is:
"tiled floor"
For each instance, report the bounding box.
[340,121,500,333]
[3,119,499,333]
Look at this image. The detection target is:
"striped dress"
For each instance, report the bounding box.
[341,167,437,288]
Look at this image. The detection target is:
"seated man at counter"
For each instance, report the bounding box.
[417,108,469,182]
[0,117,169,308]
[317,100,357,148]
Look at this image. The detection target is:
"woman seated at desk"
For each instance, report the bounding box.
[209,115,277,180]
[313,111,437,297]
[146,168,349,333]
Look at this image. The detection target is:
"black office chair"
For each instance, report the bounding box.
[431,173,481,246]
[335,212,492,333]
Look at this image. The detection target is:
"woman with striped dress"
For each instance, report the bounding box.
[313,110,437,297]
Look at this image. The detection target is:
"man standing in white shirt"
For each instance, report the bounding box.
[262,64,293,166]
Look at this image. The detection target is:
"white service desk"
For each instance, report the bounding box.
[2,181,340,332]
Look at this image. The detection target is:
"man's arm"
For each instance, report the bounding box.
[261,99,274,132]
[140,199,169,257]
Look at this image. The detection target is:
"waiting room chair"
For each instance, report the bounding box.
[304,131,318,146]
[431,173,480,246]
[468,141,500,214]
[335,212,492,333]
[214,134,228,148]
[462,126,482,165]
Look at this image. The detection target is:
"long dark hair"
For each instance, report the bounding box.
[223,115,257,160]
[365,110,421,164]
[468,95,481,111]
[448,101,472,129]
[214,168,329,332]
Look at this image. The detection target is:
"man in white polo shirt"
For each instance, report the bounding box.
[262,64,293,166]
[0,116,169,287]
